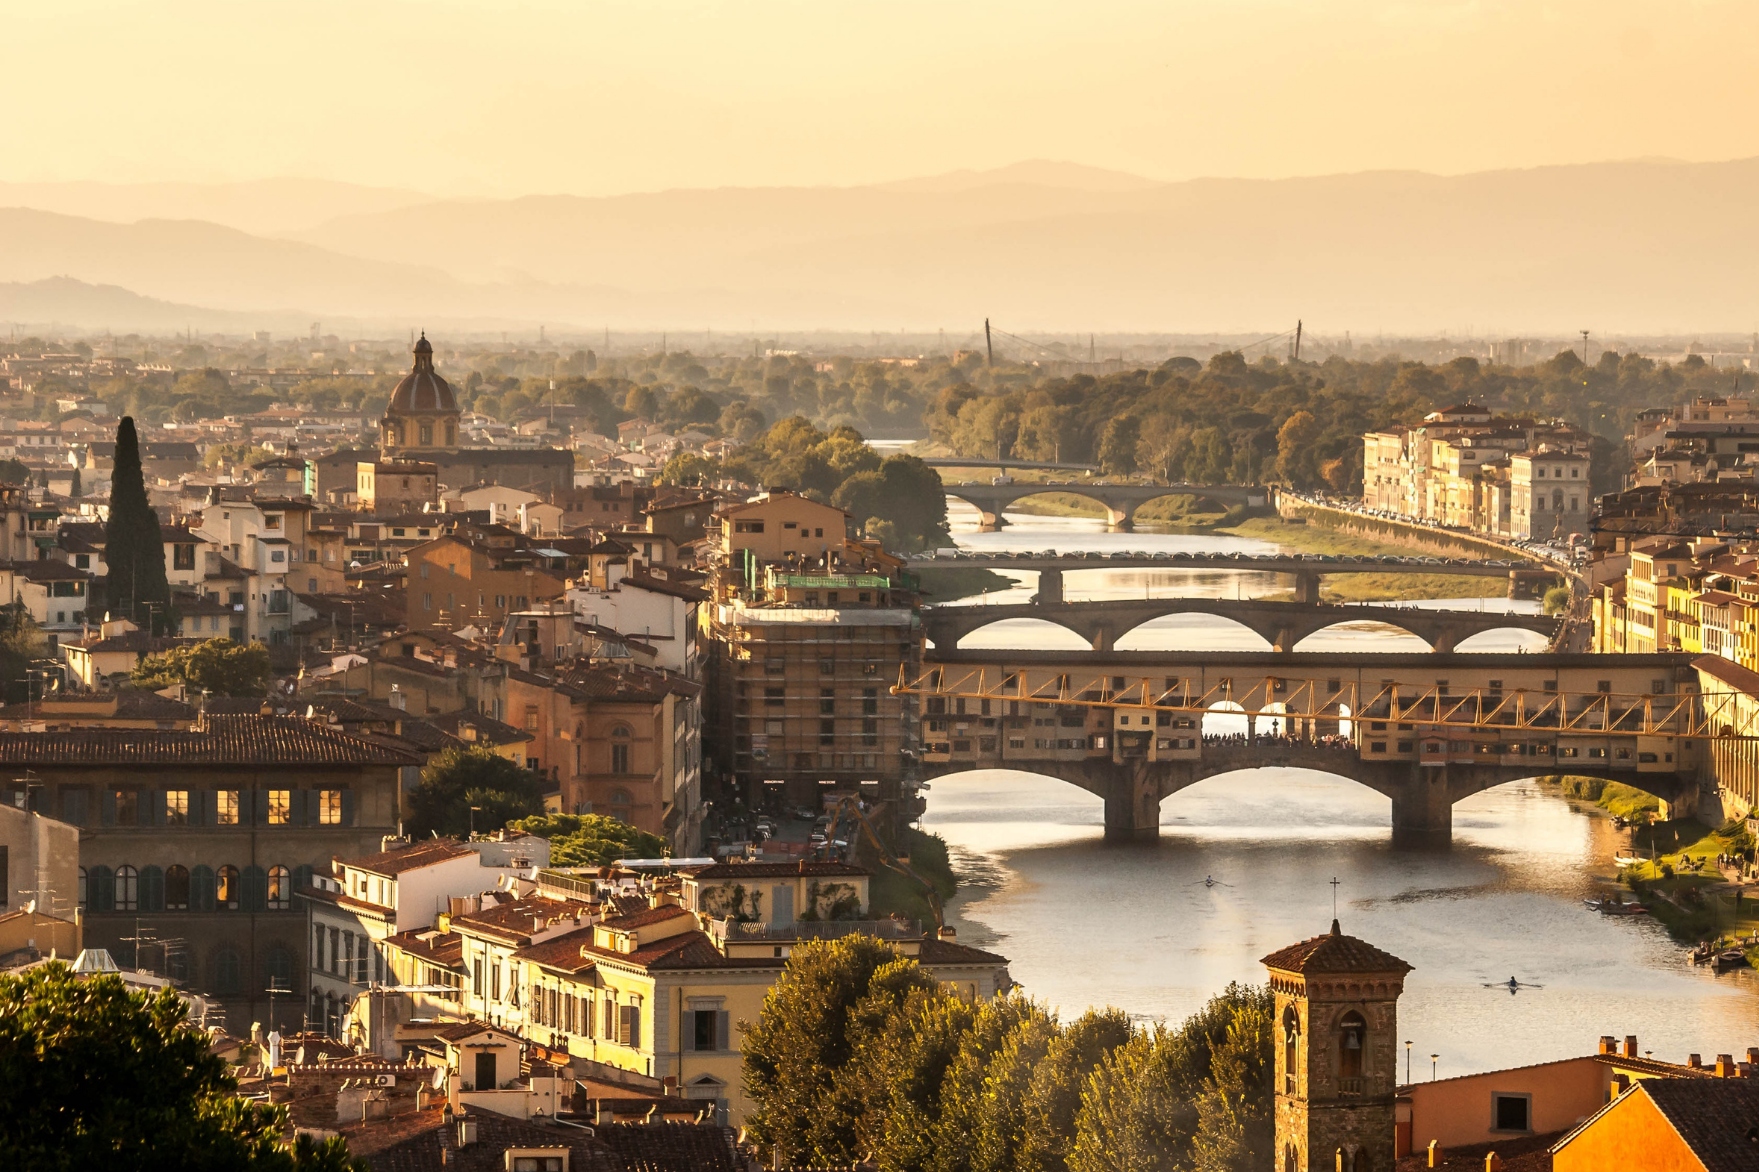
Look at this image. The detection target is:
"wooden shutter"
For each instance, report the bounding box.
[340,789,355,827]
[100,789,116,827]
[140,865,164,913]
[288,789,307,827]
[716,1010,730,1053]
[146,790,163,827]
[253,788,269,826]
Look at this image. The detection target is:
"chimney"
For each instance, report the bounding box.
[1622,1036,1638,1059]
[1717,1054,1735,1078]
[1598,1036,1616,1055]
[456,1118,478,1147]
[1747,1048,1759,1066]
[1689,1053,1704,1069]
[389,686,406,711]
[937,925,957,942]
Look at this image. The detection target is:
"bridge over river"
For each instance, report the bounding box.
[938,480,1270,529]
[897,649,1725,847]
[907,551,1555,604]
[920,596,1558,653]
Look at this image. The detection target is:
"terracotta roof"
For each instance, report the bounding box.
[918,937,1011,966]
[684,860,868,880]
[1694,653,1759,697]
[1630,1078,1759,1172]
[346,840,474,877]
[365,1106,621,1172]
[599,904,694,930]
[594,1121,743,1172]
[0,714,423,767]
[381,929,463,968]
[0,690,193,723]
[428,710,533,747]
[1260,922,1412,976]
[620,571,708,602]
[449,896,591,945]
[512,926,599,974]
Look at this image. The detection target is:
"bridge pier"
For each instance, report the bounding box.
[978,510,1005,531]
[1106,505,1133,531]
[1389,765,1453,849]
[1100,762,1162,842]
[1292,571,1321,605]
[1037,568,1063,605]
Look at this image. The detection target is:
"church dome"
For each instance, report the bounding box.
[386,333,458,414]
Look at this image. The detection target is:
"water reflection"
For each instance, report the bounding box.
[923,770,1759,1076]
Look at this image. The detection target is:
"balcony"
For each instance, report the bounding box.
[1339,1077,1364,1096]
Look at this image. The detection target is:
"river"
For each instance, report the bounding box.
[920,502,1759,1079]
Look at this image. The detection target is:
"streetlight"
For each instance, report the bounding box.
[1430,1054,1439,1081]
[1405,1040,1412,1084]
[469,805,482,839]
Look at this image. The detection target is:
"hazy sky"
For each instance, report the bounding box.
[10,0,1759,195]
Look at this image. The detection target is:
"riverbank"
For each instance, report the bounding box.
[915,565,1019,603]
[1222,515,1506,601]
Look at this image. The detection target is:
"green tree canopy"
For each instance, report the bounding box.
[0,963,362,1171]
[407,746,547,838]
[104,416,171,631]
[131,638,272,697]
[507,812,664,865]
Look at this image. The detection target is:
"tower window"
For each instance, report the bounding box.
[1282,1006,1300,1094]
[1339,1011,1366,1089]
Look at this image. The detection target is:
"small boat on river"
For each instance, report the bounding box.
[1715,948,1749,973]
[1614,854,1644,867]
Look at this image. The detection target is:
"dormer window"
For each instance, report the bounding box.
[264,514,282,530]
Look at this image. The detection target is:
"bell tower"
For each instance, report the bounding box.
[1261,920,1411,1172]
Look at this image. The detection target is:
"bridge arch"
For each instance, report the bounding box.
[946,616,1093,652]
[1114,613,1274,653]
[1290,619,1435,653]
[1451,626,1552,653]
[1127,489,1238,518]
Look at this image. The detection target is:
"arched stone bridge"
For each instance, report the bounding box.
[921,598,1558,653]
[918,740,1699,849]
[941,481,1270,529]
[903,647,1709,847]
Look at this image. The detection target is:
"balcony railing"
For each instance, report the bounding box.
[1339,1077,1364,1096]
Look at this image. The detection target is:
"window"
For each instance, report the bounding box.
[60,787,88,826]
[1282,1006,1300,1093]
[112,789,139,826]
[165,865,190,910]
[164,790,189,826]
[114,865,138,912]
[267,791,291,825]
[610,788,633,821]
[217,865,240,911]
[216,791,240,825]
[317,790,342,825]
[687,1008,730,1052]
[212,947,242,996]
[267,865,291,911]
[611,725,632,774]
[264,946,295,994]
[820,688,835,715]
[1493,1093,1531,1133]
[1339,1011,1366,1090]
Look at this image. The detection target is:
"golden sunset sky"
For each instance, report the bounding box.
[9,0,1758,194]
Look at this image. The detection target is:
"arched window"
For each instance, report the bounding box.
[190,865,216,912]
[611,724,632,774]
[445,421,457,446]
[1350,1151,1371,1172]
[1282,1005,1301,1093]
[165,865,191,911]
[419,423,433,446]
[77,867,87,911]
[610,788,633,821]
[1284,1145,1298,1172]
[264,945,295,994]
[1339,1011,1366,1086]
[86,865,113,913]
[212,946,242,996]
[267,866,291,911]
[113,866,138,913]
[139,865,164,913]
[216,865,240,911]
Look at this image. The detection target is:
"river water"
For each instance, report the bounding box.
[921,504,1759,1078]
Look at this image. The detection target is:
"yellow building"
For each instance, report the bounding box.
[715,491,850,566]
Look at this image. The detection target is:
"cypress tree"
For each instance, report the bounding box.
[103,417,169,631]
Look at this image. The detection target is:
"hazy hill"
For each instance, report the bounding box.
[0,178,433,235]
[0,276,258,334]
[5,158,1759,332]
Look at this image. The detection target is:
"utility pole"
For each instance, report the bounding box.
[984,319,993,368]
[1295,320,1303,361]
[1580,330,1590,364]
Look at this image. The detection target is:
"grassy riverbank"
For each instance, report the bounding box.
[915,565,1019,603]
[867,826,958,925]
[1222,516,1507,601]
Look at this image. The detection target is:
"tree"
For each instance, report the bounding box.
[0,601,45,704]
[131,638,272,697]
[407,747,547,839]
[1018,1008,1134,1172]
[742,936,937,1165]
[1097,416,1140,476]
[871,991,978,1172]
[104,417,170,631]
[832,455,949,553]
[507,812,665,865]
[1191,1000,1275,1172]
[930,993,1052,1172]
[1275,411,1320,487]
[0,962,363,1171]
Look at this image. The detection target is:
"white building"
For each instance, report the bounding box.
[565,569,705,677]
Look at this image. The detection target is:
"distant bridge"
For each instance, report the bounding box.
[937,481,1270,529]
[898,648,1713,846]
[920,457,1101,474]
[920,597,1557,653]
[907,552,1555,604]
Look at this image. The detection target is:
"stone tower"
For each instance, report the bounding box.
[1261,921,1412,1172]
[379,333,460,456]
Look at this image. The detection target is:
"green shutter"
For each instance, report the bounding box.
[139,865,164,913]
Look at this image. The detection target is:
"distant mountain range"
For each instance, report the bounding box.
[1,158,1757,334]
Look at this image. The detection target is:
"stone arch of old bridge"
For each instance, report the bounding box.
[916,749,1696,849]
[901,648,1710,847]
[941,482,1269,529]
[921,598,1557,653]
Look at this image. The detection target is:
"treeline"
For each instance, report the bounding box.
[742,936,1273,1172]
[663,417,950,553]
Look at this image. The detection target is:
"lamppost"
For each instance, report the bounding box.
[469,805,482,840]
[1430,1054,1439,1081]
[1405,1040,1413,1084]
